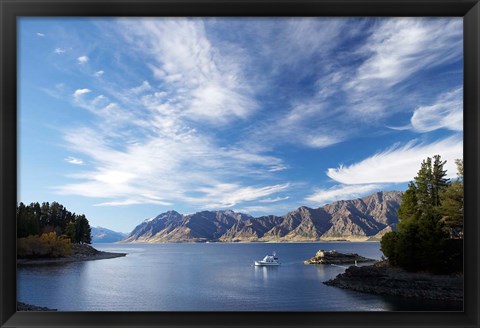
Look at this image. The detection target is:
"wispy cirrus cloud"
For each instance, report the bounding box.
[389,87,463,132]
[57,118,290,208]
[306,184,383,205]
[327,135,463,185]
[258,196,290,203]
[57,34,289,211]
[197,183,290,208]
[131,81,152,94]
[54,48,66,54]
[118,18,257,125]
[95,198,172,207]
[52,18,291,209]
[36,32,45,37]
[260,18,463,151]
[94,70,104,77]
[348,19,462,93]
[64,156,84,165]
[73,88,91,99]
[410,87,463,133]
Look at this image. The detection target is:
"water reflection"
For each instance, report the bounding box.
[253,265,279,280]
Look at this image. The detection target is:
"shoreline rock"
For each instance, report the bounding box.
[324,262,463,301]
[17,302,57,311]
[304,249,375,265]
[17,244,126,265]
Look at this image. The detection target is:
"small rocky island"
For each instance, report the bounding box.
[17,244,126,265]
[304,249,375,265]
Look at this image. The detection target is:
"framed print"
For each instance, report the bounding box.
[1,0,479,327]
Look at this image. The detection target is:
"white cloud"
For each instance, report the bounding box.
[306,184,383,205]
[54,48,66,54]
[259,18,351,72]
[131,81,152,94]
[95,199,172,206]
[233,204,291,215]
[198,183,291,208]
[56,117,289,208]
[37,33,45,37]
[53,19,289,211]
[258,196,290,203]
[327,135,463,185]
[411,87,463,133]
[255,18,463,154]
[77,55,89,64]
[348,18,462,93]
[268,164,287,172]
[92,95,107,106]
[304,134,344,149]
[118,18,257,124]
[94,70,104,77]
[64,156,84,165]
[73,88,91,99]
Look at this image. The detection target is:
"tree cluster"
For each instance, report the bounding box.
[380,155,463,274]
[17,201,92,244]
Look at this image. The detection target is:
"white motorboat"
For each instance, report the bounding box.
[254,252,280,266]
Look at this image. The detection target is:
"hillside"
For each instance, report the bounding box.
[123,191,403,243]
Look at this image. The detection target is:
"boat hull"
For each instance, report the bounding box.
[254,261,280,266]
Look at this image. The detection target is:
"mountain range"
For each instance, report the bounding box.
[122,191,403,243]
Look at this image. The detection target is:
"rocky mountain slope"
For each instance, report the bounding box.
[123,191,403,243]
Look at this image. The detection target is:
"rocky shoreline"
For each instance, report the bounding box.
[17,302,57,311]
[17,244,126,265]
[324,262,463,301]
[304,249,375,265]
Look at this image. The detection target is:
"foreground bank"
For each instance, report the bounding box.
[17,302,57,311]
[324,261,463,301]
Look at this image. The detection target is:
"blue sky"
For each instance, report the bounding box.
[18,18,463,233]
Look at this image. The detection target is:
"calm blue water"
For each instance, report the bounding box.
[17,242,462,311]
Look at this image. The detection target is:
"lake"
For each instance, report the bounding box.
[17,242,462,311]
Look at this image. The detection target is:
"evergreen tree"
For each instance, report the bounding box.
[431,155,449,207]
[455,159,463,180]
[65,221,76,243]
[439,159,464,238]
[396,182,419,229]
[381,155,459,273]
[74,215,92,244]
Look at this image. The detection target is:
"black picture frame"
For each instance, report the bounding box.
[1,0,479,327]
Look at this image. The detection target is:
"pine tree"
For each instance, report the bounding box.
[396,182,419,229]
[439,159,464,238]
[74,215,92,244]
[431,155,450,207]
[381,155,458,273]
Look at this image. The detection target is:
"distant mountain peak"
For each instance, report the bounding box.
[153,210,183,220]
